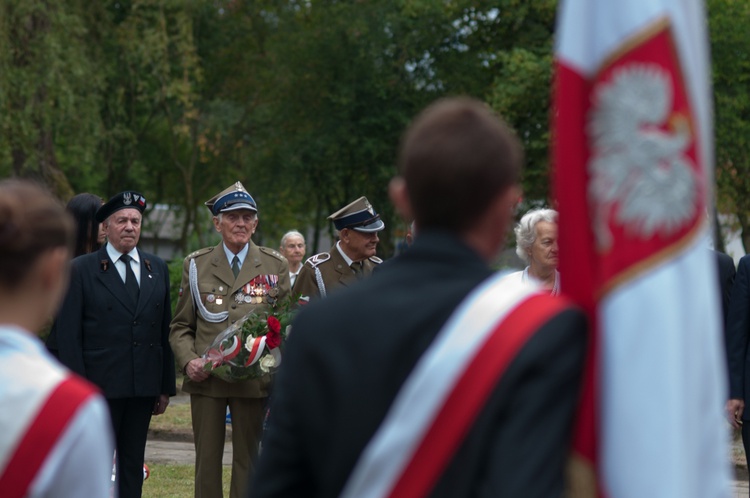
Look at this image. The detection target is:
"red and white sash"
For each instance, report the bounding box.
[340,271,569,498]
[0,372,97,498]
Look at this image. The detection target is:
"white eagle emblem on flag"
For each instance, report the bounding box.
[586,64,696,250]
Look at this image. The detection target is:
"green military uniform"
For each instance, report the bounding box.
[294,244,381,300]
[295,196,385,302]
[170,242,291,396]
[169,181,291,498]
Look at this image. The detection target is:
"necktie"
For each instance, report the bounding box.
[351,262,364,279]
[120,254,140,303]
[232,255,241,278]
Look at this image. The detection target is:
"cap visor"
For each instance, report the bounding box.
[352,219,385,233]
[219,203,257,213]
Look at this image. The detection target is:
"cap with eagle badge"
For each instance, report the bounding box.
[329,196,385,233]
[205,181,258,216]
[96,191,147,222]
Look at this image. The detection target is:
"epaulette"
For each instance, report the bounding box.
[185,246,214,260]
[305,252,331,268]
[369,255,383,264]
[259,246,284,261]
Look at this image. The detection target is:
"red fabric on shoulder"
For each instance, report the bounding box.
[0,376,98,498]
[388,294,570,498]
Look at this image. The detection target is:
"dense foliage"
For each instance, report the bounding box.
[1,0,744,253]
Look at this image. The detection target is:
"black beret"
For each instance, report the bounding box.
[96,191,147,222]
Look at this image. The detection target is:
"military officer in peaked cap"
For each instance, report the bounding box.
[294,196,384,301]
[169,181,291,498]
[51,190,176,498]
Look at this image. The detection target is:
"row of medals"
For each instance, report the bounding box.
[205,285,279,305]
[235,284,279,305]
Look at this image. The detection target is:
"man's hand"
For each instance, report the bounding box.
[153,394,170,415]
[186,357,210,382]
[726,398,744,429]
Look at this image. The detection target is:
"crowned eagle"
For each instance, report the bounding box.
[586,63,696,250]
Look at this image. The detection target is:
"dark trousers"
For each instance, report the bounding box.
[108,397,154,498]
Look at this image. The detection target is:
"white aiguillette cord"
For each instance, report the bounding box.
[190,259,229,323]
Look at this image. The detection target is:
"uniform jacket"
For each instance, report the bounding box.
[250,231,588,498]
[50,245,176,399]
[294,244,381,300]
[169,241,291,398]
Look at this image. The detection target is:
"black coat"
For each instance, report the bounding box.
[249,231,587,498]
[726,254,750,406]
[715,250,736,329]
[49,245,176,399]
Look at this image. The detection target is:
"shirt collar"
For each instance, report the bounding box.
[106,243,139,264]
[223,243,249,266]
[335,241,356,267]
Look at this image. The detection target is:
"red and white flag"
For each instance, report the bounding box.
[553,0,732,497]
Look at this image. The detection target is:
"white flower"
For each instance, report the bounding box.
[259,354,277,373]
[285,325,292,337]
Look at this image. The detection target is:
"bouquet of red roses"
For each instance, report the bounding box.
[202,301,295,382]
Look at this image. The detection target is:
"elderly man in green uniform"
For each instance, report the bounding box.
[294,196,384,301]
[169,181,291,498]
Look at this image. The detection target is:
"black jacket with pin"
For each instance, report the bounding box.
[49,245,176,399]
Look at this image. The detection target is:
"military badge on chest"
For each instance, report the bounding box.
[234,275,279,305]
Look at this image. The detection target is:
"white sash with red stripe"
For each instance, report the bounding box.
[0,353,65,474]
[340,271,541,498]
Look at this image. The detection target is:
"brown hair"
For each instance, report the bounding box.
[66,193,104,257]
[0,179,74,289]
[397,97,523,232]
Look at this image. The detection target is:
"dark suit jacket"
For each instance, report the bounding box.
[249,231,587,498]
[715,250,736,328]
[49,245,176,399]
[726,254,750,407]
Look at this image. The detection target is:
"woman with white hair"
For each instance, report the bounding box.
[512,207,560,295]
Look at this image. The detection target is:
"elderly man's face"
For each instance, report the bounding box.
[104,208,142,254]
[340,228,379,261]
[213,210,258,253]
[529,220,559,271]
[280,235,306,266]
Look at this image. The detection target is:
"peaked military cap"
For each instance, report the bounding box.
[328,196,385,233]
[205,181,258,216]
[96,191,147,222]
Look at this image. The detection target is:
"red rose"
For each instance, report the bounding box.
[267,316,281,334]
[266,316,282,349]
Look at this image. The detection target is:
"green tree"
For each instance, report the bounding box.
[0,0,105,199]
[710,0,750,251]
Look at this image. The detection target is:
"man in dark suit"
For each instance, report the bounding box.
[51,191,176,498]
[715,249,736,327]
[248,98,588,497]
[725,254,750,465]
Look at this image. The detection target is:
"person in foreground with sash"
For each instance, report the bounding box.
[248,97,588,497]
[0,179,113,498]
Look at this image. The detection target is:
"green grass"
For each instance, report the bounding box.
[142,464,231,498]
[150,402,193,440]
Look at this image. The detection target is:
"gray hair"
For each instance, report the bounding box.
[514,208,558,263]
[280,230,305,247]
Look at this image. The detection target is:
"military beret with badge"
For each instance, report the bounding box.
[96,191,147,222]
